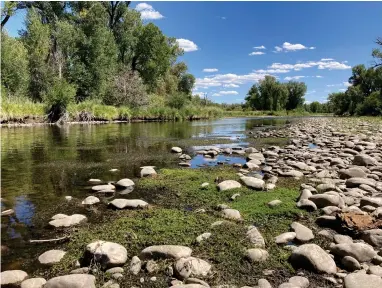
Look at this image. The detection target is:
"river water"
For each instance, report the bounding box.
[0,117,296,270]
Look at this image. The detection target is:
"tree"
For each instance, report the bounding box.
[1,31,30,98]
[327,92,350,115]
[309,101,321,113]
[23,8,53,101]
[372,37,382,68]
[285,81,307,110]
[104,70,148,108]
[178,74,195,97]
[245,84,261,110]
[132,23,182,91]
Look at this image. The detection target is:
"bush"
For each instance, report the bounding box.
[44,78,77,122]
[355,92,382,116]
[167,92,189,110]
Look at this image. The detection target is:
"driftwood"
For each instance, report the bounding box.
[29,235,70,244]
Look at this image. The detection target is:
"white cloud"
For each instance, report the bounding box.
[203,68,218,73]
[195,72,271,89]
[326,84,337,87]
[321,58,334,61]
[269,60,351,71]
[223,84,239,88]
[221,16,226,20]
[254,69,290,74]
[343,81,352,87]
[253,45,266,49]
[306,90,316,95]
[220,91,238,95]
[284,76,305,81]
[212,93,220,97]
[136,3,164,20]
[176,39,198,52]
[305,101,312,104]
[339,89,346,92]
[316,75,323,78]
[249,51,265,56]
[274,42,315,52]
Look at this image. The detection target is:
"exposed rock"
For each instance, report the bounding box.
[0,270,28,286]
[291,222,314,243]
[246,226,265,248]
[296,199,317,211]
[346,177,376,188]
[172,147,182,153]
[344,272,382,288]
[129,256,141,275]
[140,166,157,178]
[38,250,66,266]
[362,229,382,247]
[221,209,242,221]
[290,244,337,274]
[275,232,296,244]
[115,178,134,188]
[146,260,158,273]
[174,257,211,279]
[334,234,353,244]
[331,243,377,262]
[196,232,211,243]
[246,248,269,262]
[140,245,192,260]
[81,196,100,205]
[342,256,361,272]
[339,168,367,179]
[21,278,47,288]
[309,193,342,208]
[268,200,282,207]
[49,214,87,228]
[288,276,309,288]
[353,154,379,166]
[360,197,382,207]
[109,199,148,209]
[105,267,124,274]
[91,184,115,191]
[368,265,382,277]
[85,241,127,268]
[44,274,96,288]
[240,176,265,190]
[217,180,242,191]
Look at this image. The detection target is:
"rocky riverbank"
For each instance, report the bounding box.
[1,117,382,288]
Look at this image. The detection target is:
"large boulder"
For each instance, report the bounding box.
[38,250,66,266]
[109,199,148,209]
[140,245,192,260]
[360,197,382,207]
[217,180,241,191]
[174,257,211,279]
[331,242,377,262]
[240,176,264,190]
[0,270,28,286]
[362,229,382,247]
[353,154,378,166]
[85,241,127,268]
[44,274,96,288]
[49,214,87,228]
[344,272,382,288]
[290,244,337,274]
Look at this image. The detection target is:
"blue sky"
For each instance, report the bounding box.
[4,1,382,104]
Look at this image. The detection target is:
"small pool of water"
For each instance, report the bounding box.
[190,154,247,168]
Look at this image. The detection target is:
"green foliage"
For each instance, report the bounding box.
[285,81,307,110]
[44,78,77,110]
[1,31,30,97]
[355,92,382,116]
[178,73,195,96]
[167,92,189,110]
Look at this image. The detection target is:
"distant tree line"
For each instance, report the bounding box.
[244,76,307,111]
[327,38,382,116]
[1,1,196,121]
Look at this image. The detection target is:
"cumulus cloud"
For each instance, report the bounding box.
[321,58,334,61]
[203,68,218,73]
[249,51,265,56]
[212,91,239,97]
[195,72,271,89]
[339,89,346,92]
[316,75,323,78]
[268,60,351,71]
[223,84,239,88]
[343,81,352,87]
[253,45,266,49]
[136,3,164,20]
[274,42,315,52]
[254,69,290,74]
[284,76,305,81]
[176,39,198,52]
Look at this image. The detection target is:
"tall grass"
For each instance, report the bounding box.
[0,97,46,122]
